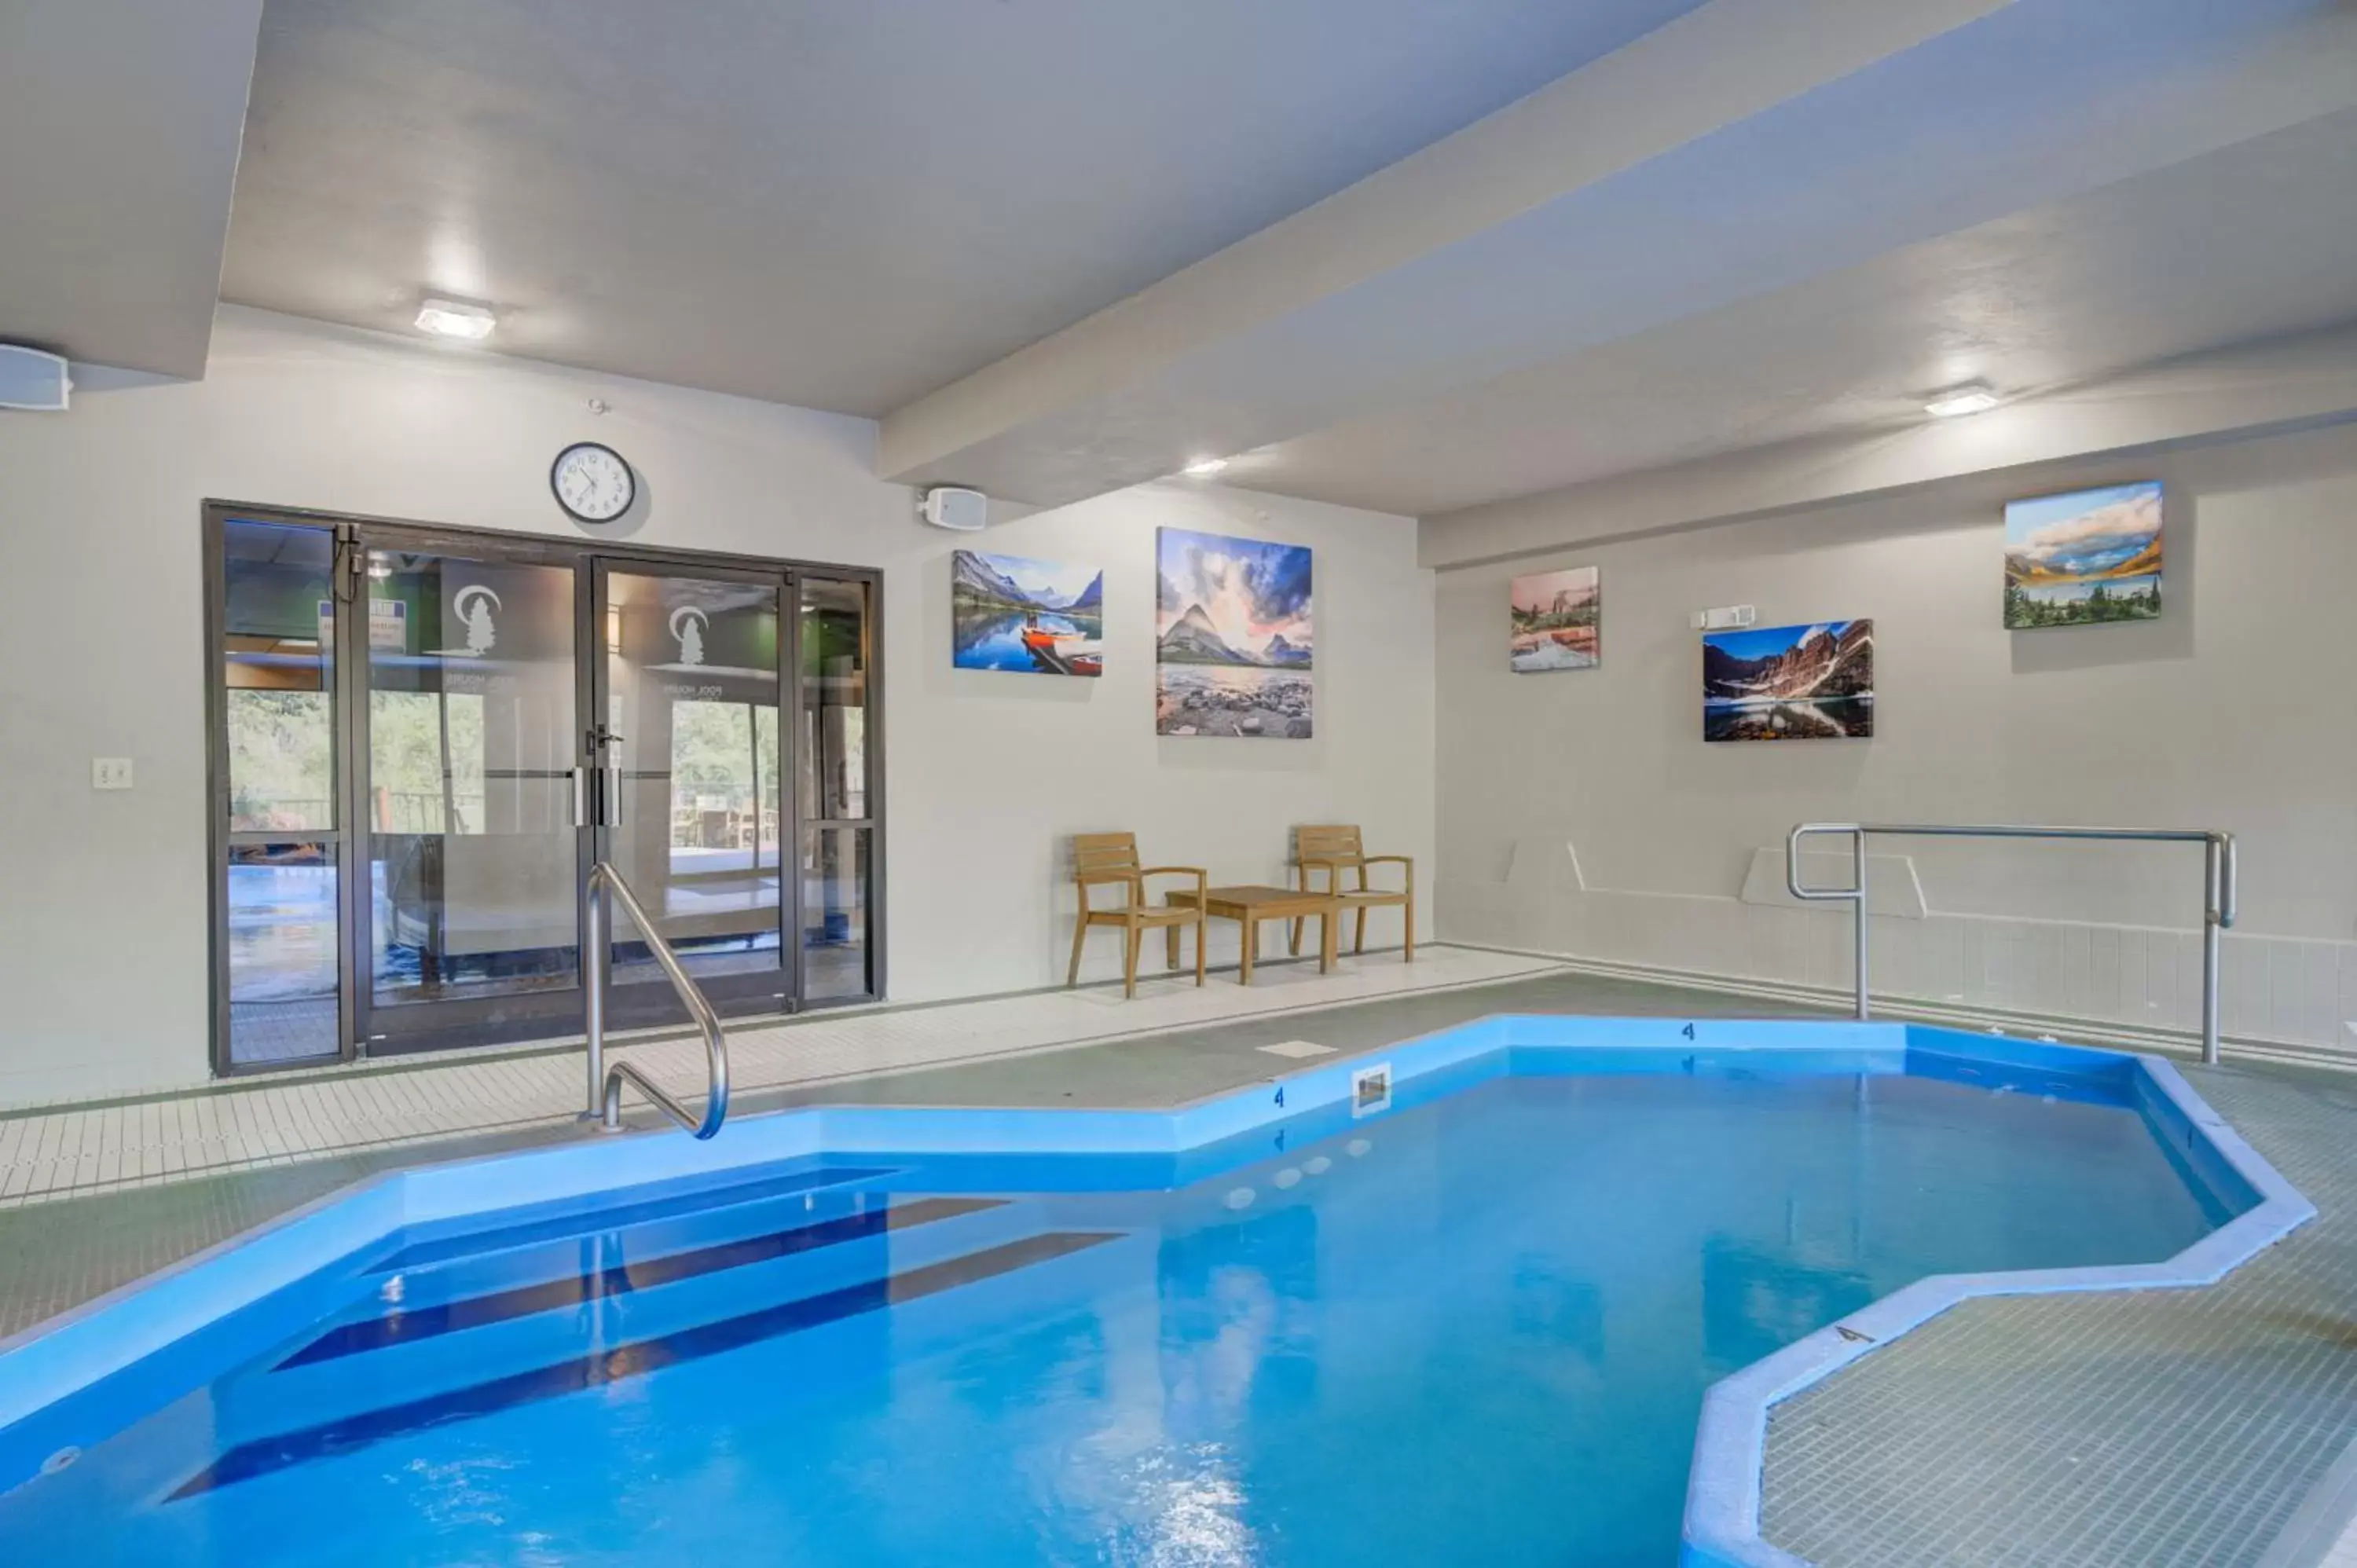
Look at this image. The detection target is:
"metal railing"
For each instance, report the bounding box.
[1787,822,2238,1064]
[583,862,731,1138]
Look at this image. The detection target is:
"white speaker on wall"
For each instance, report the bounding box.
[0,345,71,412]
[918,485,988,532]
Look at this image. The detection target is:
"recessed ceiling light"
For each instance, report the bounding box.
[414,297,497,341]
[1181,456,1230,477]
[1923,381,2000,418]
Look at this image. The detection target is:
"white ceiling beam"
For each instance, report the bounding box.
[1417,325,2357,570]
[878,0,2015,502]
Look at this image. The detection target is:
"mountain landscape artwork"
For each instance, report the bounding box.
[951,550,1103,676]
[2003,482,2162,628]
[1155,526,1312,738]
[1702,619,1873,742]
[1510,566,1600,672]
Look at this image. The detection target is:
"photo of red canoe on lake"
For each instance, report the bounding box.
[952,550,1104,677]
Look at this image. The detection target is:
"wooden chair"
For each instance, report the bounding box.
[1290,825,1415,961]
[1067,833,1208,998]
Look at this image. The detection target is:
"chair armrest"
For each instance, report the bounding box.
[1358,854,1414,890]
[1138,865,1209,899]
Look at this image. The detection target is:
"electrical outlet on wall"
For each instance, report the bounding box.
[91,757,134,790]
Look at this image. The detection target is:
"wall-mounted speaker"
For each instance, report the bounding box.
[0,345,71,412]
[919,485,988,532]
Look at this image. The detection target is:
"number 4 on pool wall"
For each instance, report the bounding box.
[1681,1023,1695,1040]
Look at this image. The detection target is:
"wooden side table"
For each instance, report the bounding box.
[1165,885,1340,984]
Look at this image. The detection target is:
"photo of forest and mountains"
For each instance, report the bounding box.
[2003,481,2162,628]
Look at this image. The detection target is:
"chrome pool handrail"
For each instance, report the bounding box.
[1787,822,2238,1065]
[583,861,731,1138]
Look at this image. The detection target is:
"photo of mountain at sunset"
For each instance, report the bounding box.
[2003,482,2163,628]
[1155,526,1313,738]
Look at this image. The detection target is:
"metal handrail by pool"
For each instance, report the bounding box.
[1787,822,2238,1064]
[583,861,731,1138]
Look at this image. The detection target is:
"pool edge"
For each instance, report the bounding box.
[0,1013,2304,1544]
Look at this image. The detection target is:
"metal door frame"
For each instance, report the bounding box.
[344,518,590,1056]
[587,554,799,1031]
[203,497,885,1073]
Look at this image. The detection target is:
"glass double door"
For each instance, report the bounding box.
[211,507,878,1069]
[354,537,849,1053]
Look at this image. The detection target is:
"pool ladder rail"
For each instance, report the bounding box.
[1787,821,2237,1066]
[581,860,731,1139]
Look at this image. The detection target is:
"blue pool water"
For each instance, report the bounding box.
[1,1068,2225,1566]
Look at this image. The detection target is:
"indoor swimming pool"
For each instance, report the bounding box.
[0,1020,2301,1567]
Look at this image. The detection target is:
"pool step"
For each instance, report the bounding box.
[365,1160,898,1273]
[174,1216,1132,1499]
[252,1196,1056,1422]
[281,1196,1008,1368]
[377,1179,897,1310]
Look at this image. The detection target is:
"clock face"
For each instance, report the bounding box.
[552,442,635,522]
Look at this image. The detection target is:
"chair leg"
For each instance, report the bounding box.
[1354,907,1367,955]
[1067,914,1088,987]
[1124,923,1142,999]
[1194,918,1206,986]
[1167,921,1181,971]
[1240,918,1256,985]
[1403,895,1416,961]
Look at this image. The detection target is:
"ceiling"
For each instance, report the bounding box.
[7,0,2357,519]
[219,0,1705,416]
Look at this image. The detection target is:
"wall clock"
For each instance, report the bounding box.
[552,441,636,523]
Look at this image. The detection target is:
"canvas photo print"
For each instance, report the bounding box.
[951,550,1103,676]
[1156,527,1312,738]
[1509,566,1600,672]
[1703,620,1873,742]
[2003,481,2162,628]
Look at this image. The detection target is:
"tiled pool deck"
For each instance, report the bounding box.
[1762,1058,2357,1568]
[5,959,2357,1566]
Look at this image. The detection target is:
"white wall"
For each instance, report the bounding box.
[0,307,1434,1107]
[1432,419,2357,1058]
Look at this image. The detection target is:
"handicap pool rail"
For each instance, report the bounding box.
[584,861,731,1138]
[1787,822,2238,1065]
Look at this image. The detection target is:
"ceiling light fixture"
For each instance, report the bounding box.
[414,297,497,341]
[1181,456,1230,477]
[1923,381,2000,419]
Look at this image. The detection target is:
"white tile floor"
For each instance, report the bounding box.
[0,946,1560,1209]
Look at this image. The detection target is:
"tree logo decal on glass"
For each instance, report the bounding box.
[669,605,708,668]
[452,584,501,656]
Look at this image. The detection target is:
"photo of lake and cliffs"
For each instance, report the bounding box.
[1702,619,1874,742]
